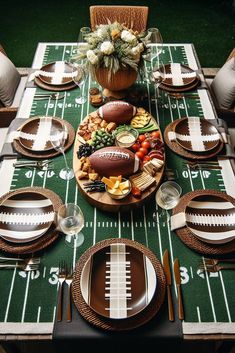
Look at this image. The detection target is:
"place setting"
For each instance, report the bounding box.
[28,61,81,91]
[151,62,200,93]
[164,116,224,160]
[0,186,63,254]
[71,238,166,331]
[170,189,235,255]
[12,116,75,161]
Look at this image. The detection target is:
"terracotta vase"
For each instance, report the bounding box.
[93,67,138,98]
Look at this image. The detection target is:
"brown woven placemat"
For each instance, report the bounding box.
[13,118,75,159]
[0,187,63,254]
[34,77,77,91]
[173,189,235,255]
[164,119,224,160]
[72,238,166,331]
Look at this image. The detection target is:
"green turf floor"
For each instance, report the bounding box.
[1,0,235,68]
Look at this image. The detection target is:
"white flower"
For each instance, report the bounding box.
[131,43,144,56]
[100,41,115,55]
[121,30,136,43]
[86,50,99,65]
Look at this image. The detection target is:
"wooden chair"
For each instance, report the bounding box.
[0,44,29,128]
[205,48,235,128]
[89,5,149,33]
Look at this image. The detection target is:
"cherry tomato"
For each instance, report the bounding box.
[139,147,148,155]
[138,134,146,142]
[131,143,140,152]
[151,131,160,138]
[143,155,151,163]
[136,151,145,160]
[131,186,142,199]
[141,141,151,149]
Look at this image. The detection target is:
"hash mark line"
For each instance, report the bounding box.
[43,267,46,278]
[53,306,56,322]
[21,272,31,322]
[156,213,163,263]
[37,306,41,323]
[167,221,177,296]
[202,257,217,322]
[4,267,17,322]
[199,169,206,189]
[219,271,231,322]
[197,306,201,322]
[30,168,36,187]
[190,266,194,278]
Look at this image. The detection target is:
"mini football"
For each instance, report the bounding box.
[98,101,137,124]
[88,146,140,177]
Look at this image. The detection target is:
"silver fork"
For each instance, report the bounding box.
[65,266,74,322]
[0,263,40,271]
[14,160,53,170]
[57,261,67,322]
[34,93,65,100]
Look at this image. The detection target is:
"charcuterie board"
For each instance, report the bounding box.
[73,101,165,212]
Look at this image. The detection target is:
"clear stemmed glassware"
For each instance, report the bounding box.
[151,61,166,99]
[72,64,88,104]
[78,27,91,42]
[57,203,85,248]
[144,27,163,83]
[50,124,74,180]
[153,181,182,223]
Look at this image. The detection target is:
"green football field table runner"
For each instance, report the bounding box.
[0,43,235,339]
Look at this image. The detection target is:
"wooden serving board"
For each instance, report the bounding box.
[73,110,165,212]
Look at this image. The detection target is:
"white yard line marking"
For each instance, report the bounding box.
[43,267,46,278]
[21,272,31,322]
[218,159,235,197]
[4,268,17,322]
[131,210,134,241]
[190,266,194,278]
[93,208,97,245]
[198,90,216,120]
[143,205,148,247]
[156,214,163,263]
[202,257,217,322]
[118,212,122,238]
[53,306,57,323]
[219,272,232,322]
[37,306,41,323]
[196,306,201,322]
[199,170,206,189]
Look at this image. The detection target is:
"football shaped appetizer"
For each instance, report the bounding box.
[98,101,136,124]
[88,146,140,177]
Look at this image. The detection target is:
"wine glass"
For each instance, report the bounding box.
[144,27,163,83]
[57,203,85,248]
[153,181,182,223]
[50,124,74,180]
[151,61,166,98]
[72,64,88,104]
[78,27,91,42]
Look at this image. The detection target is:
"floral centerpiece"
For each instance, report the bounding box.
[73,22,149,97]
[74,21,149,76]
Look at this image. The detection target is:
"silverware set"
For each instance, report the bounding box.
[163,250,184,321]
[183,160,222,170]
[14,159,53,170]
[34,93,65,100]
[57,261,74,322]
[0,256,40,271]
[199,257,235,272]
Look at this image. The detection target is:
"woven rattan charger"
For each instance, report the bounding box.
[72,238,166,331]
[13,118,75,159]
[172,189,235,255]
[164,119,224,160]
[0,187,62,254]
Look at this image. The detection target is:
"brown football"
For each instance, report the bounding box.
[88,146,140,177]
[98,101,136,123]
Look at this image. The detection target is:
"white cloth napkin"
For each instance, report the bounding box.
[170,212,186,231]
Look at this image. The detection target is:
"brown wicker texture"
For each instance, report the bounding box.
[72,238,166,331]
[90,6,148,33]
[164,119,224,160]
[0,187,63,254]
[34,77,77,92]
[173,189,235,255]
[13,117,75,159]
